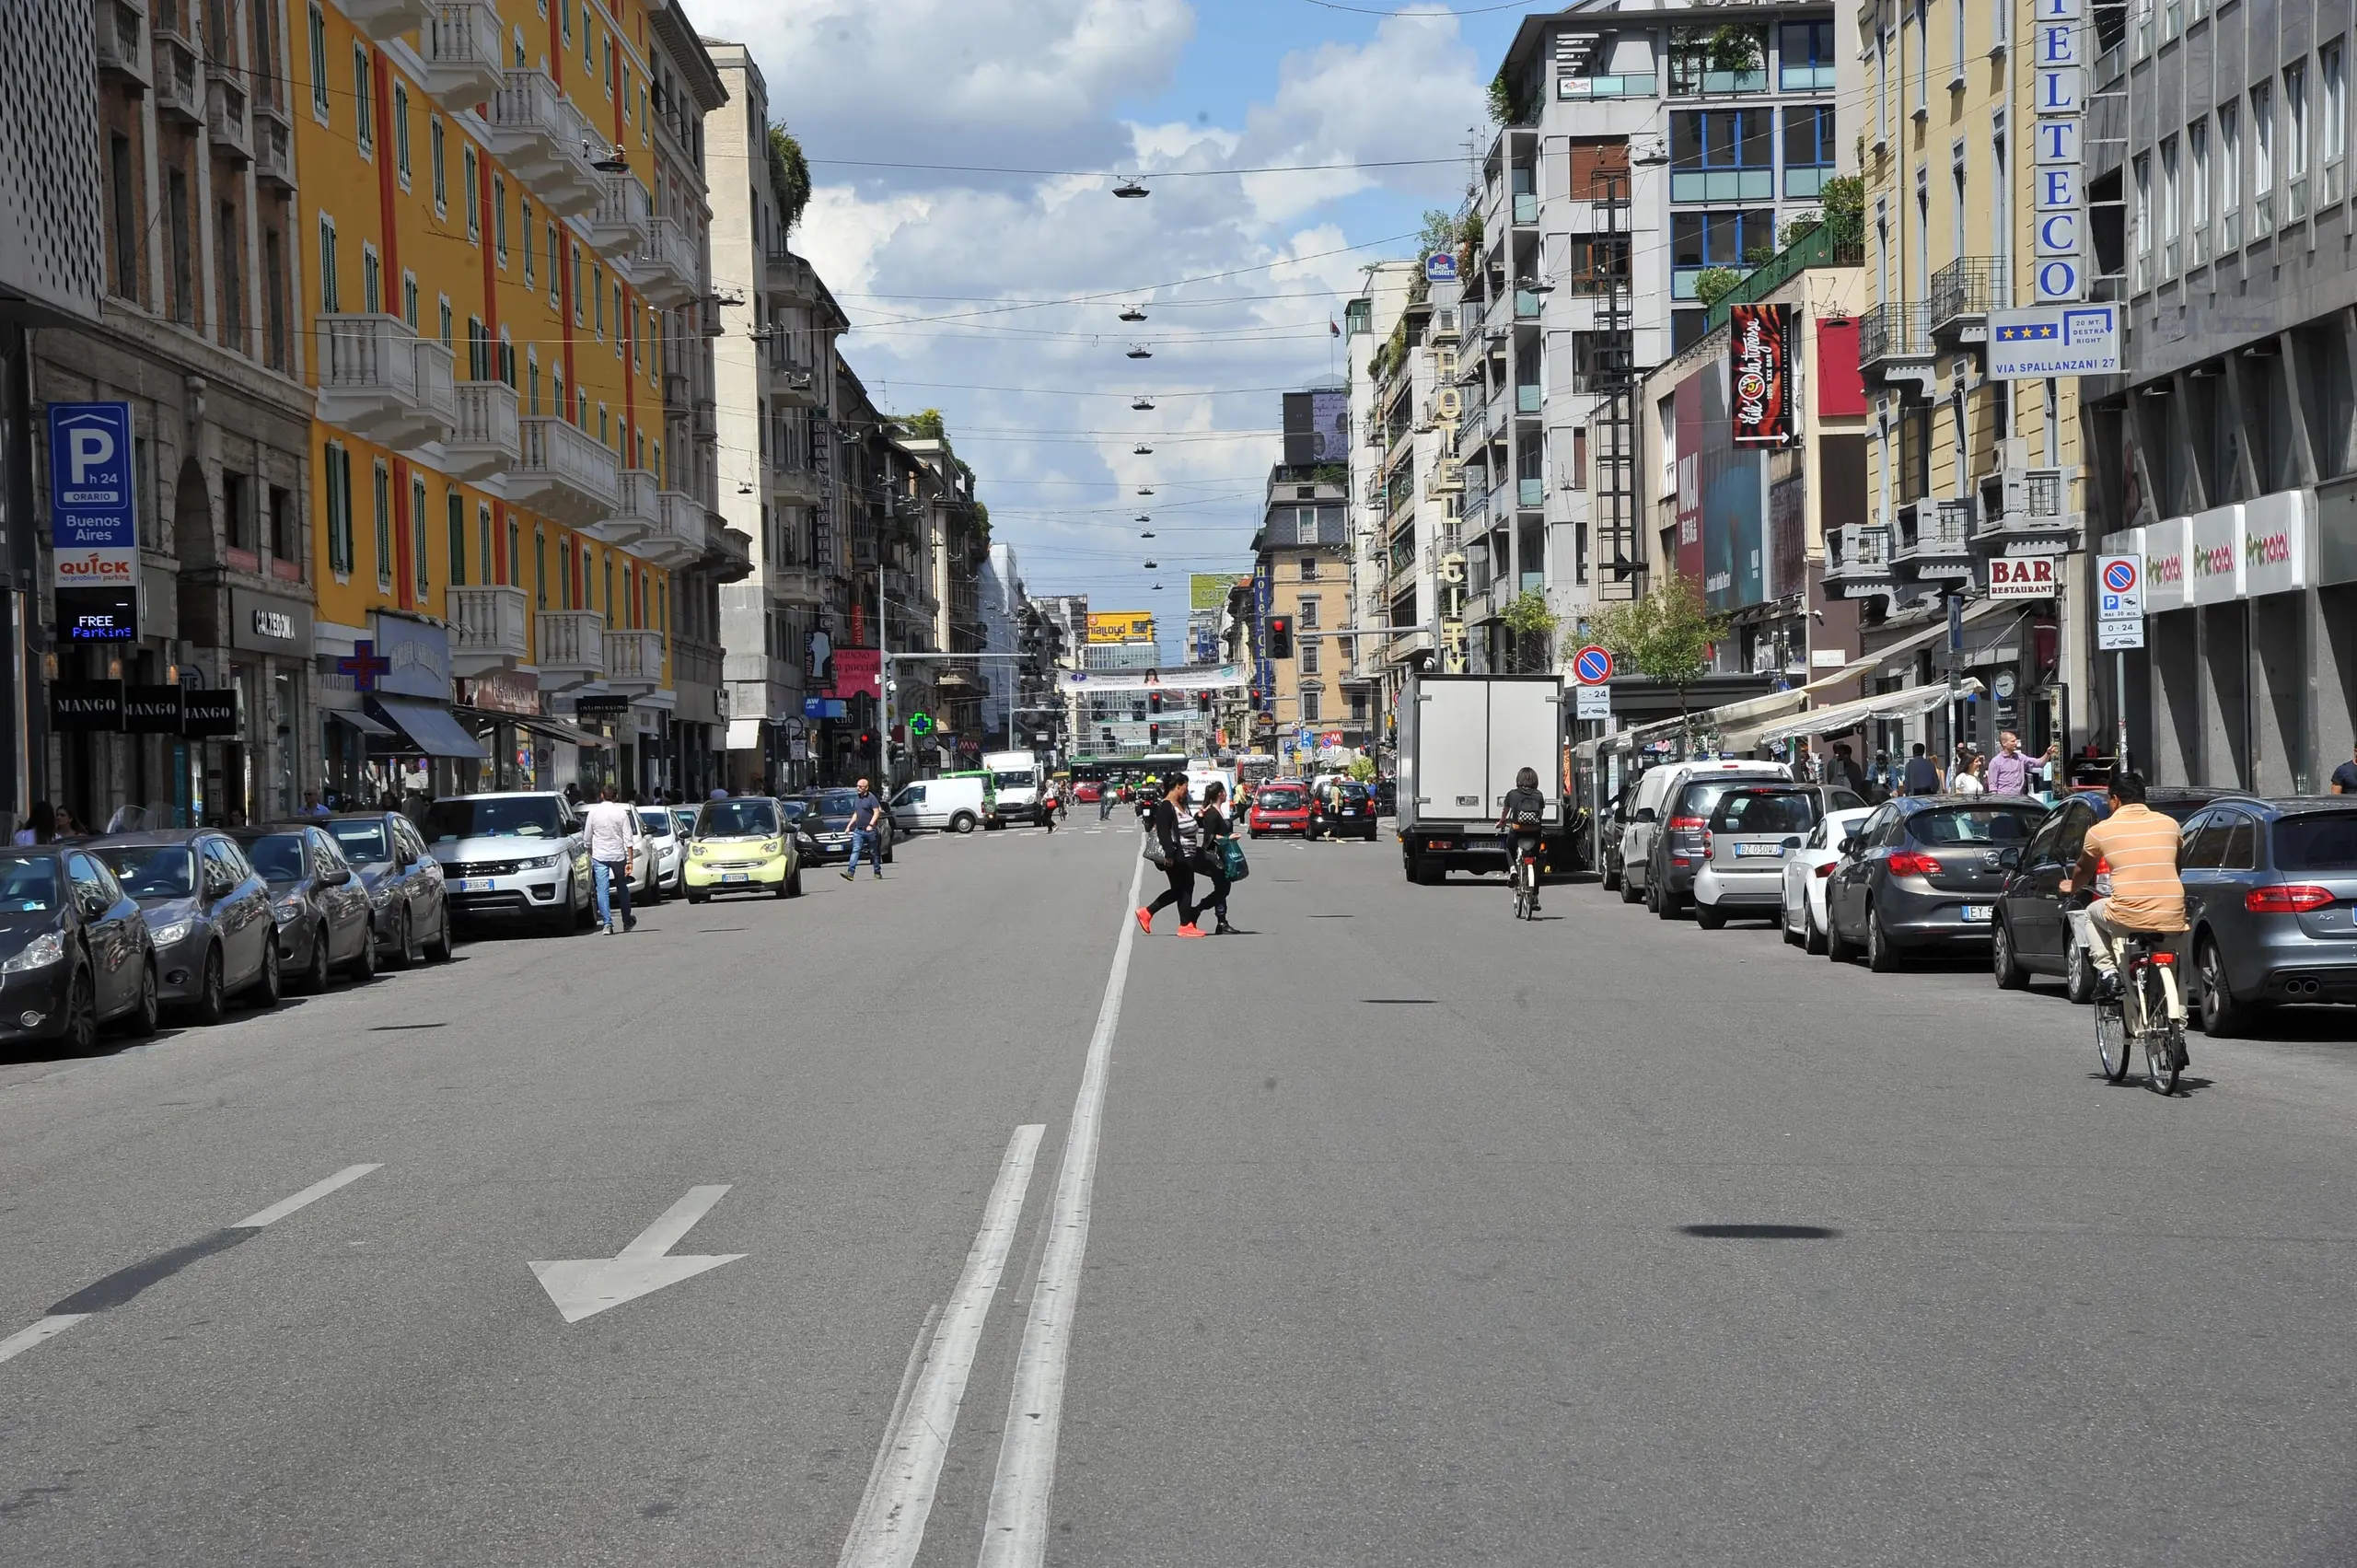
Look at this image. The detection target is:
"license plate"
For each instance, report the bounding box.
[1959,904,1991,923]
[1734,843,1782,858]
[453,878,489,892]
[722,873,749,884]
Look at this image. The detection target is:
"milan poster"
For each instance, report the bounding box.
[1728,304,1794,448]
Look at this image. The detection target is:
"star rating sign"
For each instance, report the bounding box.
[1996,320,2061,342]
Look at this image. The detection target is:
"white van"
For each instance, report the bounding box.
[982,749,1041,823]
[1618,757,1791,905]
[888,775,992,834]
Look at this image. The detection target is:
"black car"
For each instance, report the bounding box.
[89,830,280,1021]
[794,789,896,865]
[1989,786,2228,1003]
[1308,781,1379,841]
[0,847,157,1052]
[1823,796,2047,970]
[231,824,377,992]
[324,811,454,966]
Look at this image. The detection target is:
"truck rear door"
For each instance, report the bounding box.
[1414,681,1491,822]
[1485,679,1562,820]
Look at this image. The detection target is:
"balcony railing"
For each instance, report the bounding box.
[94,0,149,93]
[768,353,818,408]
[443,379,520,481]
[1929,257,2006,336]
[446,584,529,676]
[254,102,295,190]
[764,250,818,305]
[1821,524,1894,593]
[1896,499,1975,568]
[586,172,652,262]
[511,415,620,526]
[589,468,661,546]
[154,26,200,122]
[1512,192,1538,225]
[314,314,457,447]
[420,1,504,109]
[1515,383,1542,415]
[633,216,700,309]
[603,628,665,693]
[770,460,820,505]
[710,526,754,582]
[1858,301,1933,368]
[533,610,605,687]
[485,68,600,216]
[205,73,250,163]
[631,490,705,569]
[341,0,435,43]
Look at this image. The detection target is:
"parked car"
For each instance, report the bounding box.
[1823,796,2047,970]
[326,810,454,964]
[1073,781,1103,804]
[1988,786,2229,1003]
[1688,785,1829,928]
[2175,797,2357,1036]
[1779,807,1876,954]
[231,824,376,992]
[1248,782,1312,837]
[620,808,662,904]
[1631,761,1795,916]
[90,830,281,1021]
[683,796,804,900]
[1596,771,1650,892]
[639,807,685,896]
[889,775,992,834]
[1309,780,1379,841]
[0,847,157,1051]
[795,788,897,865]
[423,793,591,938]
[670,806,700,841]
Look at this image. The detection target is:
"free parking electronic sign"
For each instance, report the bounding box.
[47,401,141,642]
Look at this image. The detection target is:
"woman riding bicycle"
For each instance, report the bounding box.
[1497,766,1549,913]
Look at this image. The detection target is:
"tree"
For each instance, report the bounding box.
[1417,209,1461,259]
[1347,754,1376,784]
[768,125,811,236]
[1692,267,1745,308]
[1586,572,1725,739]
[1502,588,1560,674]
[1487,66,1529,126]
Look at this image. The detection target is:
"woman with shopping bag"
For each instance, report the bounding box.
[1194,781,1244,935]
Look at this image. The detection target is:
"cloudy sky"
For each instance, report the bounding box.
[689,0,1522,648]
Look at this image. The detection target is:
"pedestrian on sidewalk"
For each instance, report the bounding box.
[1137,776,1205,936]
[1986,730,2038,796]
[2332,740,2357,795]
[1098,782,1114,820]
[581,784,638,935]
[1039,781,1059,834]
[1194,781,1238,934]
[11,801,54,846]
[1904,742,1944,796]
[843,777,887,880]
[1951,749,1987,795]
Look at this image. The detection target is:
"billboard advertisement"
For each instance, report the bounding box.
[1700,360,1765,612]
[1727,305,1794,448]
[830,647,882,702]
[1283,389,1350,466]
[1190,573,1245,610]
[1674,375,1703,584]
[1087,610,1156,643]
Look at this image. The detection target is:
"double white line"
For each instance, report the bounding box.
[839,856,1145,1568]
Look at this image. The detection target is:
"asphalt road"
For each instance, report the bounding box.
[5,816,2357,1566]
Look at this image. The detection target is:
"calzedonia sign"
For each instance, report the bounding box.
[1727,305,1792,448]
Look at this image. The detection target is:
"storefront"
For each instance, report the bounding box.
[315,612,482,807]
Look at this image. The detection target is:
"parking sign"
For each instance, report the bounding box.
[2096,553,2142,619]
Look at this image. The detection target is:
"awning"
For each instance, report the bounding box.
[327,707,394,738]
[508,713,616,749]
[1747,678,1987,747]
[366,696,487,761]
[726,717,764,750]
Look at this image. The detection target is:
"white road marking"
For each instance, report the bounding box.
[839,1125,1045,1568]
[529,1184,746,1323]
[976,854,1145,1568]
[229,1163,383,1228]
[0,1314,89,1365]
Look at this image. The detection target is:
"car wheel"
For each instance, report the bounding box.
[2063,931,2096,1005]
[1824,903,1853,964]
[191,946,227,1025]
[1992,914,2029,990]
[1601,864,1621,892]
[1780,889,1802,947]
[1802,895,1829,957]
[2199,935,2255,1038]
[426,907,455,963]
[951,812,977,834]
[304,923,333,993]
[787,865,804,898]
[248,940,282,1009]
[350,919,381,979]
[1655,878,1681,920]
[546,879,580,938]
[64,970,98,1055]
[1864,902,1904,972]
[388,909,414,970]
[1694,898,1726,930]
[115,960,158,1040]
[686,890,709,905]
[1620,868,1643,904]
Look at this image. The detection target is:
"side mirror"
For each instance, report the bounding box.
[1839,834,1859,855]
[1635,807,1657,824]
[1997,846,2024,871]
[1780,835,1804,851]
[327,865,353,886]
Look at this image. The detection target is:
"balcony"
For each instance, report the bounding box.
[767,353,819,408]
[770,461,820,507]
[154,23,200,123]
[254,101,295,190]
[1517,478,1544,510]
[1512,192,1538,226]
[340,0,435,43]
[709,526,754,583]
[443,379,519,481]
[1929,257,2005,343]
[1857,301,1937,399]
[314,315,458,447]
[767,564,827,606]
[1515,383,1542,418]
[206,73,251,164]
[586,172,651,262]
[633,216,700,309]
[1976,463,2079,551]
[483,68,600,216]
[629,489,705,569]
[691,398,717,443]
[662,371,693,412]
[510,414,620,527]
[603,628,665,695]
[1893,499,1976,579]
[587,467,660,546]
[764,250,818,306]
[532,610,605,689]
[671,636,723,694]
[445,584,529,677]
[94,0,148,95]
[420,1,505,110]
[1821,523,1897,599]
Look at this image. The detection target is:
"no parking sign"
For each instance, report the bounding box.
[1572,645,1613,685]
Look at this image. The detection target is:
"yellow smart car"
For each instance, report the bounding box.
[681,796,804,901]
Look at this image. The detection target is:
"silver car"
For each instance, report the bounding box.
[1690,786,1824,928]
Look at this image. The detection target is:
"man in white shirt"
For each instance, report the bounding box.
[580,784,639,935]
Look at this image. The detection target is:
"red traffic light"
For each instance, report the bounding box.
[1266,616,1294,658]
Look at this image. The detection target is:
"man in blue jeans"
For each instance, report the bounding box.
[842,776,886,881]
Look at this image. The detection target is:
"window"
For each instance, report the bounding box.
[1911,0,1928,115]
[1950,0,1965,83]
[308,4,329,120]
[571,244,583,322]
[324,443,353,575]
[1297,595,1319,628]
[505,516,517,588]
[1302,691,1322,723]
[1991,110,2010,282]
[429,118,447,214]
[547,223,560,303]
[1299,640,1319,675]
[412,476,429,600]
[527,345,540,414]
[2132,154,2153,287]
[1950,141,1968,270]
[2253,81,2274,231]
[611,285,622,355]
[1670,209,1777,294]
[463,147,480,241]
[558,539,573,609]
[1295,506,1319,544]
[106,134,136,299]
[317,213,338,311]
[392,83,411,187]
[2286,61,2311,221]
[361,242,380,313]
[165,169,192,324]
[2189,119,2210,263]
[372,459,392,587]
[1779,20,1837,89]
[1783,105,1838,197]
[592,262,604,336]
[2327,42,2349,203]
[466,314,489,380]
[353,45,372,155]
[478,504,493,587]
[400,268,417,329]
[1298,553,1318,580]
[560,0,570,44]
[437,295,452,352]
[1670,109,1775,201]
[447,490,466,587]
[2220,100,2242,247]
[2160,135,2180,275]
[521,196,535,285]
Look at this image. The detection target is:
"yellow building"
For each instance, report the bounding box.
[293,0,723,799]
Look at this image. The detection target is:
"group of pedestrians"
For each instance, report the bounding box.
[1137,775,1241,937]
[1813,731,2063,804]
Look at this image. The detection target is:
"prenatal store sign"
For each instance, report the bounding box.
[47,401,141,643]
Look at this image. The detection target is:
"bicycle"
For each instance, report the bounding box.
[1508,838,1541,920]
[2095,931,2189,1095]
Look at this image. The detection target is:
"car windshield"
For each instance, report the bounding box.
[2151,796,2217,824]
[814,791,859,818]
[2273,813,2357,872]
[1676,779,1774,820]
[779,800,811,824]
[244,833,309,884]
[992,771,1034,790]
[327,820,391,864]
[1909,806,2042,845]
[98,845,195,898]
[424,797,563,842]
[1711,790,1817,834]
[1334,784,1369,802]
[700,801,779,838]
[1260,788,1304,806]
[0,856,58,912]
[638,810,674,838]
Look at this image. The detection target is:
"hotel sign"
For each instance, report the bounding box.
[2033,0,2087,303]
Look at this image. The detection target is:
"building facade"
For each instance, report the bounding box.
[1252,464,1353,766]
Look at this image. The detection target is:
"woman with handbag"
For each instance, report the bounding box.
[1137,777,1205,937]
[1194,781,1241,935]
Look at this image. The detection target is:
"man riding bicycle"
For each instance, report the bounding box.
[2059,770,2188,1011]
[1497,766,1549,913]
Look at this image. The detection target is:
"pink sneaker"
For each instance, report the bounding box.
[1174,923,1206,938]
[1134,907,1154,935]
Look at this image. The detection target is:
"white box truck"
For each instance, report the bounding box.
[981,749,1041,825]
[1395,673,1569,884]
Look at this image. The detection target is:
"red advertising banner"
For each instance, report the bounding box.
[830,647,882,701]
[1728,304,1794,448]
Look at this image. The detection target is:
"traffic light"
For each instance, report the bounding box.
[1148,723,1160,746]
[1148,691,1162,714]
[1197,691,1212,714]
[1267,616,1294,658]
[855,728,880,758]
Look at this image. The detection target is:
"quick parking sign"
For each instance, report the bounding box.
[47,402,141,642]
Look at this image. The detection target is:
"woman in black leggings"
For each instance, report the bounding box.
[1135,777,1204,936]
[1193,781,1237,935]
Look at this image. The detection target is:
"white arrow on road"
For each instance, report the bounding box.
[530,1185,746,1323]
